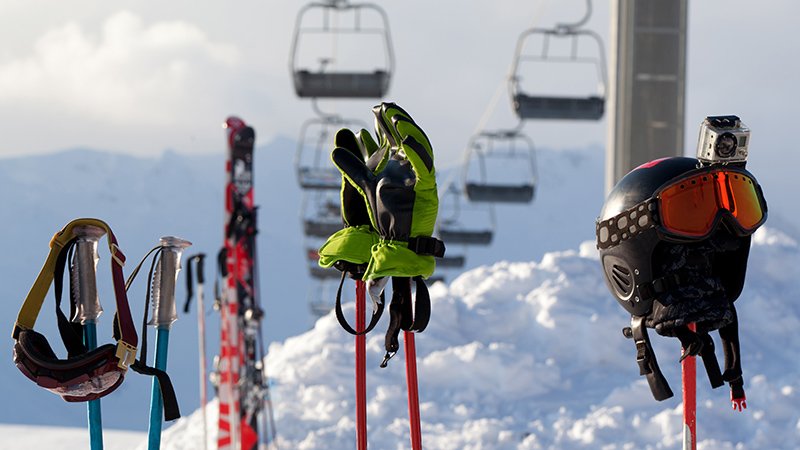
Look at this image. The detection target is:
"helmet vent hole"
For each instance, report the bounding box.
[611,264,633,296]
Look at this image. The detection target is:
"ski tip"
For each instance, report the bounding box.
[223,116,246,130]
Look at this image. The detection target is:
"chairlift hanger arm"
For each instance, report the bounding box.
[555,0,593,32]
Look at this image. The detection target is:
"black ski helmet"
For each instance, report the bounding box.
[596,157,763,318]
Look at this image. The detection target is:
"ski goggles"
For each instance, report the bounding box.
[12,219,138,403]
[597,168,767,248]
[13,331,132,402]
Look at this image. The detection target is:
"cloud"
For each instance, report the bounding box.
[0,11,240,126]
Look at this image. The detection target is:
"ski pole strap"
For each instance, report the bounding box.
[381,277,430,368]
[131,360,181,421]
[127,248,181,421]
[718,305,746,410]
[335,271,384,336]
[183,253,206,314]
[13,219,139,353]
[628,316,674,401]
[407,236,446,258]
[674,325,724,389]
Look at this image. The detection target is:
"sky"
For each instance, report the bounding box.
[1,1,798,172]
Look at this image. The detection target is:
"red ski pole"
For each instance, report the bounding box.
[404,331,422,450]
[682,322,697,450]
[355,280,368,450]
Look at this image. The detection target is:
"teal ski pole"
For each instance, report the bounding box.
[72,224,108,450]
[147,236,191,450]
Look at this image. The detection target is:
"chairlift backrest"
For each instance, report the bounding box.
[509,27,607,121]
[290,1,394,98]
[436,184,496,245]
[295,115,367,190]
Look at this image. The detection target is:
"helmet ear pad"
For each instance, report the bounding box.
[600,228,660,317]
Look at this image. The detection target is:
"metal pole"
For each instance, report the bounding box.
[148,236,192,450]
[193,254,210,450]
[72,224,107,450]
[355,280,367,450]
[682,322,697,450]
[404,331,422,450]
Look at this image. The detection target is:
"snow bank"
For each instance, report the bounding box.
[156,226,800,449]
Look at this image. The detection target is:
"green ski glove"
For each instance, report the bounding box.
[317,128,383,276]
[331,102,445,280]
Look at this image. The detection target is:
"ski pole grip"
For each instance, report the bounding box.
[150,236,192,328]
[72,225,107,324]
[196,253,206,284]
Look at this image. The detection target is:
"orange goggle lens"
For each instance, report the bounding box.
[658,171,764,237]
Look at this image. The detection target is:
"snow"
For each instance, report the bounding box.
[1,142,799,448]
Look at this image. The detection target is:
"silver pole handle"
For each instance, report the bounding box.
[149,236,192,328]
[71,225,107,324]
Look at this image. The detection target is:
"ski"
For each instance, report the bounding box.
[217,116,277,450]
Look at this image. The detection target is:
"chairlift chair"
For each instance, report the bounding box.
[308,279,337,317]
[290,0,394,98]
[437,254,466,269]
[295,115,368,190]
[436,185,495,246]
[302,190,344,237]
[463,129,537,204]
[306,248,341,279]
[509,23,607,121]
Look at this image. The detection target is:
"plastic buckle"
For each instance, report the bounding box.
[115,341,137,370]
[635,339,651,375]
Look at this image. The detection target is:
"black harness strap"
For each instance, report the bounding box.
[53,239,88,359]
[629,316,674,401]
[334,271,384,336]
[718,305,745,403]
[123,247,181,421]
[407,236,446,258]
[380,276,431,368]
[675,325,724,389]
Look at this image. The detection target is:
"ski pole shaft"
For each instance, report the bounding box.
[193,254,210,450]
[682,322,697,450]
[355,280,367,450]
[148,237,191,450]
[73,225,107,450]
[404,331,422,450]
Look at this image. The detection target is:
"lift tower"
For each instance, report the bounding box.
[606,0,688,193]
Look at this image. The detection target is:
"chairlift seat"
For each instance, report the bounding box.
[465,183,535,204]
[425,275,445,286]
[304,219,343,238]
[438,255,466,268]
[293,70,390,98]
[309,265,341,280]
[298,167,341,190]
[514,94,604,121]
[439,228,493,246]
[309,300,332,317]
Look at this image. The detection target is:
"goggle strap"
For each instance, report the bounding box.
[596,199,658,250]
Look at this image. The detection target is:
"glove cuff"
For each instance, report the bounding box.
[363,239,435,280]
[318,225,380,268]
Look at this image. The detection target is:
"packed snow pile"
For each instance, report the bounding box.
[157,226,800,449]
